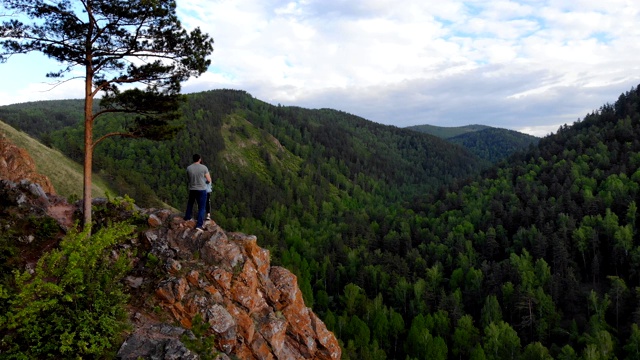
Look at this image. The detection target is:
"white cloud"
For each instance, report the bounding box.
[516,123,562,137]
[2,0,640,136]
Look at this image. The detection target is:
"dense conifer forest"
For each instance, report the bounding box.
[405,123,492,139]
[406,123,540,163]
[2,85,640,359]
[447,128,540,163]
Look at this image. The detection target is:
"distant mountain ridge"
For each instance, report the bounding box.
[405,123,492,138]
[405,123,539,162]
[448,127,540,163]
[0,99,86,139]
[0,90,490,209]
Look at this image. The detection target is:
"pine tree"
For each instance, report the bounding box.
[0,0,213,228]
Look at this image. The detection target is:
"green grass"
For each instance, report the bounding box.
[0,120,113,200]
[220,112,302,183]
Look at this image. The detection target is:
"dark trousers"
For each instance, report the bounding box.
[184,189,207,228]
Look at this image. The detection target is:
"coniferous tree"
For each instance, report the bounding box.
[0,0,214,228]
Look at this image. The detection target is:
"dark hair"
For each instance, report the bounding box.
[192,154,201,162]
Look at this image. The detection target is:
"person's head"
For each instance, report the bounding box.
[192,154,201,163]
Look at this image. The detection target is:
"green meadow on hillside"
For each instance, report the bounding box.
[0,120,111,200]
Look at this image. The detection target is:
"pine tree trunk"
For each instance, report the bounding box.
[83,88,93,230]
[83,38,94,230]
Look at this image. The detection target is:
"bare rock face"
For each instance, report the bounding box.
[116,324,200,360]
[120,215,341,360]
[0,134,56,195]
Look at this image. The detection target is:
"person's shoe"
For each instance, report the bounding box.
[195,227,204,233]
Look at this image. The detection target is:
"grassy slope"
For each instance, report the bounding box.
[219,112,303,183]
[0,120,112,200]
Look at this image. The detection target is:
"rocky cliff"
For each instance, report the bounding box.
[0,133,55,195]
[0,171,341,359]
[118,212,341,359]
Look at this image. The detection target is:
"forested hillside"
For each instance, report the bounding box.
[0,89,487,356]
[448,128,540,163]
[399,85,640,359]
[0,99,86,146]
[2,85,640,359]
[406,123,539,162]
[0,90,487,210]
[405,123,491,138]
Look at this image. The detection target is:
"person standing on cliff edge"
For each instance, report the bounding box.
[184,154,211,232]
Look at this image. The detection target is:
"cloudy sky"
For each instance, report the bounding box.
[2,0,640,137]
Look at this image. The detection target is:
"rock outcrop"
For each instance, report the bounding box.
[0,133,56,195]
[0,144,341,359]
[118,213,341,359]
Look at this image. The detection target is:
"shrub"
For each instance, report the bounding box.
[1,222,135,358]
[181,313,218,360]
[28,215,61,239]
[92,193,147,231]
[0,228,18,282]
